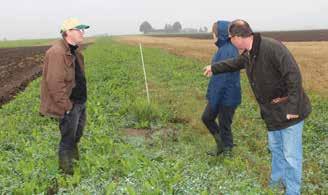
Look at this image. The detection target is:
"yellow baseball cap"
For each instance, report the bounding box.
[60,18,90,33]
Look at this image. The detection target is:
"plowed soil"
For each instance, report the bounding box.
[0,43,90,106]
[0,46,49,106]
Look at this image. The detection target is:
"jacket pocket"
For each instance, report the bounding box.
[65,67,74,82]
[268,101,288,123]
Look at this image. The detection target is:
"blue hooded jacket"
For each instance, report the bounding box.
[206,20,242,113]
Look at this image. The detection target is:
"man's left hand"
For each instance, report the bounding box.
[287,114,299,120]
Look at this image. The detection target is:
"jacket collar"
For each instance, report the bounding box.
[250,33,261,58]
[60,39,72,56]
[61,38,81,56]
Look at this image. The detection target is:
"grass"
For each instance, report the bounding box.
[0,37,96,48]
[0,37,327,194]
[0,38,55,48]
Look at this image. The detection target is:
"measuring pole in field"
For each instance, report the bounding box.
[139,43,150,104]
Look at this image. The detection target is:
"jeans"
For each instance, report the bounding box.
[59,103,86,152]
[202,103,237,148]
[268,120,304,195]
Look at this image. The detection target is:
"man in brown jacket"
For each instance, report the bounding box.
[40,18,90,175]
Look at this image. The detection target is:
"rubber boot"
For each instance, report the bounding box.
[207,133,224,156]
[59,150,74,175]
[73,144,80,161]
[222,146,233,157]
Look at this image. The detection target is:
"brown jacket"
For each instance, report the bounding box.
[40,39,85,118]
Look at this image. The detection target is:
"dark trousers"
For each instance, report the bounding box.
[202,103,237,148]
[59,103,86,152]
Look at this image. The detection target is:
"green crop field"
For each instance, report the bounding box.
[0,39,54,48]
[0,37,327,194]
[0,37,95,48]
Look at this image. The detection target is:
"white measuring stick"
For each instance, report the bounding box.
[139,43,150,104]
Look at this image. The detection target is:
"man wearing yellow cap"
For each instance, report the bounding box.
[40,18,90,175]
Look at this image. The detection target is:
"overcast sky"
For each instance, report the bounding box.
[1,0,327,40]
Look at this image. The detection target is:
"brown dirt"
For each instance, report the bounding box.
[122,127,179,144]
[122,128,152,137]
[0,43,91,107]
[0,46,49,106]
[116,36,328,96]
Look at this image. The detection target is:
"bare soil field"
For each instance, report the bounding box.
[0,43,91,106]
[116,36,328,96]
[0,46,48,106]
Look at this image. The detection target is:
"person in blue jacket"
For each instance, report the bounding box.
[202,20,242,156]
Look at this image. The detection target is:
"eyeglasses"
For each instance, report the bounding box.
[70,28,85,33]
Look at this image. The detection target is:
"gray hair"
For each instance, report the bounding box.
[228,19,253,37]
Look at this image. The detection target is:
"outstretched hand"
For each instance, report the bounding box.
[203,65,212,77]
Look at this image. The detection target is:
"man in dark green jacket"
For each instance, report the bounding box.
[203,19,311,195]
